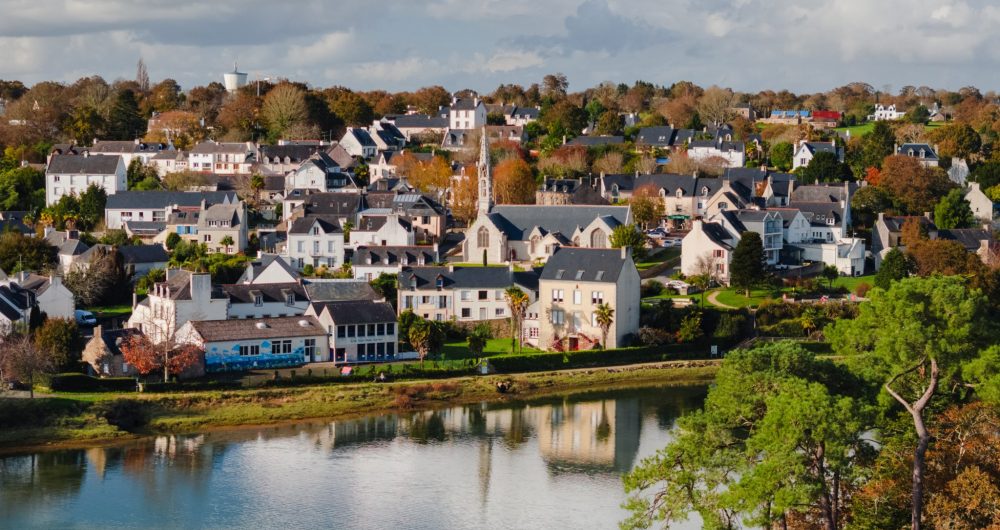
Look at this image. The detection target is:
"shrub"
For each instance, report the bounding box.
[49,373,136,392]
[640,280,664,298]
[854,282,872,298]
[638,326,673,346]
[676,312,705,343]
[92,399,150,431]
[713,312,748,345]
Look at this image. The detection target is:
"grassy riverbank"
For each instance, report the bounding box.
[0,360,719,454]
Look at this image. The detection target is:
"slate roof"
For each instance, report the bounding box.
[799,142,839,156]
[510,107,539,119]
[237,255,301,284]
[636,126,676,147]
[880,215,936,233]
[123,221,167,236]
[937,228,994,251]
[450,97,480,111]
[312,300,397,325]
[345,128,377,147]
[539,247,628,283]
[790,184,854,204]
[106,191,237,210]
[326,144,358,168]
[795,202,845,226]
[302,280,379,302]
[190,141,252,154]
[90,141,169,154]
[45,230,90,256]
[701,221,736,250]
[96,328,145,357]
[353,245,439,267]
[47,154,121,175]
[259,144,323,163]
[289,215,341,235]
[190,316,325,342]
[386,114,448,129]
[400,266,537,290]
[301,193,364,216]
[222,282,308,304]
[897,143,939,161]
[117,244,169,264]
[540,179,582,194]
[152,270,226,301]
[486,205,631,241]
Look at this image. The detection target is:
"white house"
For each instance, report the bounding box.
[397,265,538,322]
[352,245,439,281]
[792,140,842,170]
[686,138,746,168]
[176,316,329,372]
[305,300,399,364]
[127,269,229,344]
[285,215,345,270]
[46,153,127,205]
[188,141,255,175]
[222,282,310,319]
[284,152,360,194]
[3,272,75,321]
[535,247,640,351]
[104,190,238,230]
[339,128,378,159]
[896,143,939,167]
[348,215,414,248]
[449,96,487,130]
[966,182,996,222]
[88,139,172,166]
[236,255,301,285]
[872,104,906,121]
[681,219,738,284]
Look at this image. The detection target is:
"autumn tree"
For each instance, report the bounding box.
[144,110,205,150]
[696,86,736,126]
[879,155,955,214]
[930,122,982,160]
[449,168,478,225]
[592,151,624,174]
[262,84,309,140]
[629,185,664,229]
[217,91,261,141]
[119,333,202,383]
[493,158,535,204]
[0,334,53,398]
[324,87,374,127]
[401,153,452,193]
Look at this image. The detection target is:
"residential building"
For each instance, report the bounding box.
[368,121,407,151]
[635,126,677,150]
[339,128,378,159]
[82,327,144,377]
[484,125,526,144]
[397,265,539,322]
[3,271,75,320]
[966,182,997,222]
[236,255,301,285]
[176,316,329,372]
[792,140,842,170]
[896,143,939,167]
[349,214,414,248]
[716,210,784,265]
[686,137,746,168]
[222,282,310,319]
[105,190,238,230]
[363,192,447,242]
[149,150,189,177]
[352,245,439,281]
[256,143,325,176]
[77,244,169,278]
[681,219,738,284]
[44,229,90,271]
[87,139,172,166]
[872,213,937,268]
[127,269,229,344]
[535,178,606,206]
[188,141,255,175]
[301,279,380,302]
[46,153,127,205]
[305,300,398,364]
[449,96,486,130]
[535,247,640,351]
[285,152,360,193]
[872,104,906,121]
[380,113,449,141]
[285,215,345,270]
[567,136,625,148]
[506,106,539,126]
[196,200,249,254]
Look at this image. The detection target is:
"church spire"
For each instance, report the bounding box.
[477,127,493,215]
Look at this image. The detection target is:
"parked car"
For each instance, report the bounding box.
[74,309,97,326]
[646,228,667,238]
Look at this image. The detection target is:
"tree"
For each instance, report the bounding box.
[826,277,995,530]
[821,264,839,290]
[799,151,853,184]
[609,224,647,261]
[107,88,146,140]
[594,303,614,349]
[969,160,1000,189]
[629,185,664,229]
[33,318,83,372]
[217,91,260,140]
[63,246,130,306]
[593,151,625,174]
[370,273,398,310]
[850,185,894,234]
[262,83,309,139]
[78,184,107,230]
[165,232,181,250]
[623,342,872,530]
[118,333,201,383]
[324,87,374,127]
[0,334,53,398]
[467,324,488,358]
[449,170,478,225]
[135,57,150,93]
[770,141,793,171]
[730,231,765,296]
[220,235,234,253]
[880,155,955,214]
[0,165,45,211]
[861,121,896,169]
[126,158,159,189]
[933,188,974,229]
[905,105,930,124]
[0,231,56,273]
[504,287,529,354]
[874,248,914,290]
[493,158,535,204]
[594,111,623,136]
[696,86,735,126]
[541,72,568,99]
[930,122,982,160]
[408,320,433,364]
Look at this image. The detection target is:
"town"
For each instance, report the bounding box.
[1,66,1000,529]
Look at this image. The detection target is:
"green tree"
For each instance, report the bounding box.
[504,287,529,354]
[370,273,398,309]
[821,264,839,290]
[467,323,489,358]
[906,105,930,124]
[675,311,704,343]
[408,320,433,364]
[107,88,146,140]
[609,224,647,261]
[0,231,56,273]
[262,83,309,139]
[594,303,614,349]
[730,231,765,297]
[969,160,1000,189]
[165,232,181,250]
[594,111,623,136]
[826,277,996,529]
[65,105,105,144]
[861,121,896,169]
[874,248,914,290]
[78,184,107,230]
[220,235,235,252]
[933,188,974,229]
[622,342,872,530]
[770,141,793,171]
[799,151,853,184]
[0,166,45,211]
[126,158,159,189]
[33,318,83,372]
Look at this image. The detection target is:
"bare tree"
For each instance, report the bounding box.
[136,57,150,93]
[0,334,52,398]
[635,155,658,175]
[697,86,736,126]
[593,152,624,174]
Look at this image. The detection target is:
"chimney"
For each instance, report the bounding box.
[165,268,175,281]
[134,138,140,145]
[621,246,628,260]
[878,212,885,225]
[894,142,898,154]
[448,263,455,272]
[132,291,138,309]
[190,273,212,303]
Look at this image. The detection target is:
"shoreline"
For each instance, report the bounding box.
[0,360,719,456]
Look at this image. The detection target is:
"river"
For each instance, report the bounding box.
[0,384,707,529]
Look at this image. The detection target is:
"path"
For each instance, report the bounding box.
[706,290,737,309]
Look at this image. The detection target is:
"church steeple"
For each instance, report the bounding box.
[477,127,493,215]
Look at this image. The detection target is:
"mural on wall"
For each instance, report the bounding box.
[204,343,307,373]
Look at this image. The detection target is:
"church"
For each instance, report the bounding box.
[462,132,632,264]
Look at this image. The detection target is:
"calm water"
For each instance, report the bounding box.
[0,385,707,530]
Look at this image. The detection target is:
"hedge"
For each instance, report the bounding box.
[49,373,137,392]
[489,343,709,373]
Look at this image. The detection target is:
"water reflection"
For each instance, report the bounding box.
[0,384,706,530]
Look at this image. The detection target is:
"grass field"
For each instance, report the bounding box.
[441,338,543,359]
[834,121,944,137]
[83,304,134,319]
[636,247,681,271]
[709,274,876,309]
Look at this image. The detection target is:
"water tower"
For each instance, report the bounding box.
[223,62,248,93]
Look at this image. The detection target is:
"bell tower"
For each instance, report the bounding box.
[477,128,493,215]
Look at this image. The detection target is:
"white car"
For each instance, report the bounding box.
[74,310,97,326]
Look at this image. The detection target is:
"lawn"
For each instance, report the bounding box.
[636,247,681,271]
[712,288,780,309]
[834,123,874,137]
[441,338,543,359]
[831,274,875,293]
[83,304,134,319]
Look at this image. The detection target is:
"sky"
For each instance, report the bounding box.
[3,0,1000,95]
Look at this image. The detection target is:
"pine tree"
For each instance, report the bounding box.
[729,231,765,297]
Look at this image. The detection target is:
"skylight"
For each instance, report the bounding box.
[575,270,584,280]
[595,271,605,281]
[555,269,564,279]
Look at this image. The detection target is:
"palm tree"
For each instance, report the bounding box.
[504,287,529,353]
[594,303,615,349]
[220,235,234,254]
[408,321,432,364]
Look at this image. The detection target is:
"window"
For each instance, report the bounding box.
[552,289,564,302]
[204,234,212,242]
[461,291,471,301]
[297,241,304,253]
[311,227,320,235]
[337,326,346,338]
[591,291,604,304]
[495,290,503,300]
[438,296,447,309]
[286,293,295,306]
[477,226,490,248]
[274,340,292,354]
[313,241,320,255]
[573,290,582,305]
[551,309,564,325]
[591,313,599,327]
[239,344,260,356]
[478,290,488,300]
[479,307,487,319]
[347,325,356,337]
[368,324,376,336]
[590,230,607,248]
[358,325,367,337]
[495,308,504,317]
[529,327,539,338]
[377,342,385,358]
[376,323,385,335]
[421,296,430,304]
[462,308,471,318]
[254,295,263,306]
[387,342,395,358]
[328,241,334,253]
[386,323,395,335]
[403,296,413,309]
[304,339,316,359]
[713,249,724,258]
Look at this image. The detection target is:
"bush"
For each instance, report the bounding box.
[92,399,150,430]
[759,320,807,337]
[713,312,748,345]
[49,373,136,392]
[488,344,707,372]
[641,280,664,298]
[854,282,872,298]
[0,398,87,428]
[638,326,673,346]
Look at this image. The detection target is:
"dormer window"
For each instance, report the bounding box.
[675,189,683,198]
[253,294,263,306]
[701,186,709,196]
[286,293,295,306]
[435,276,444,289]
